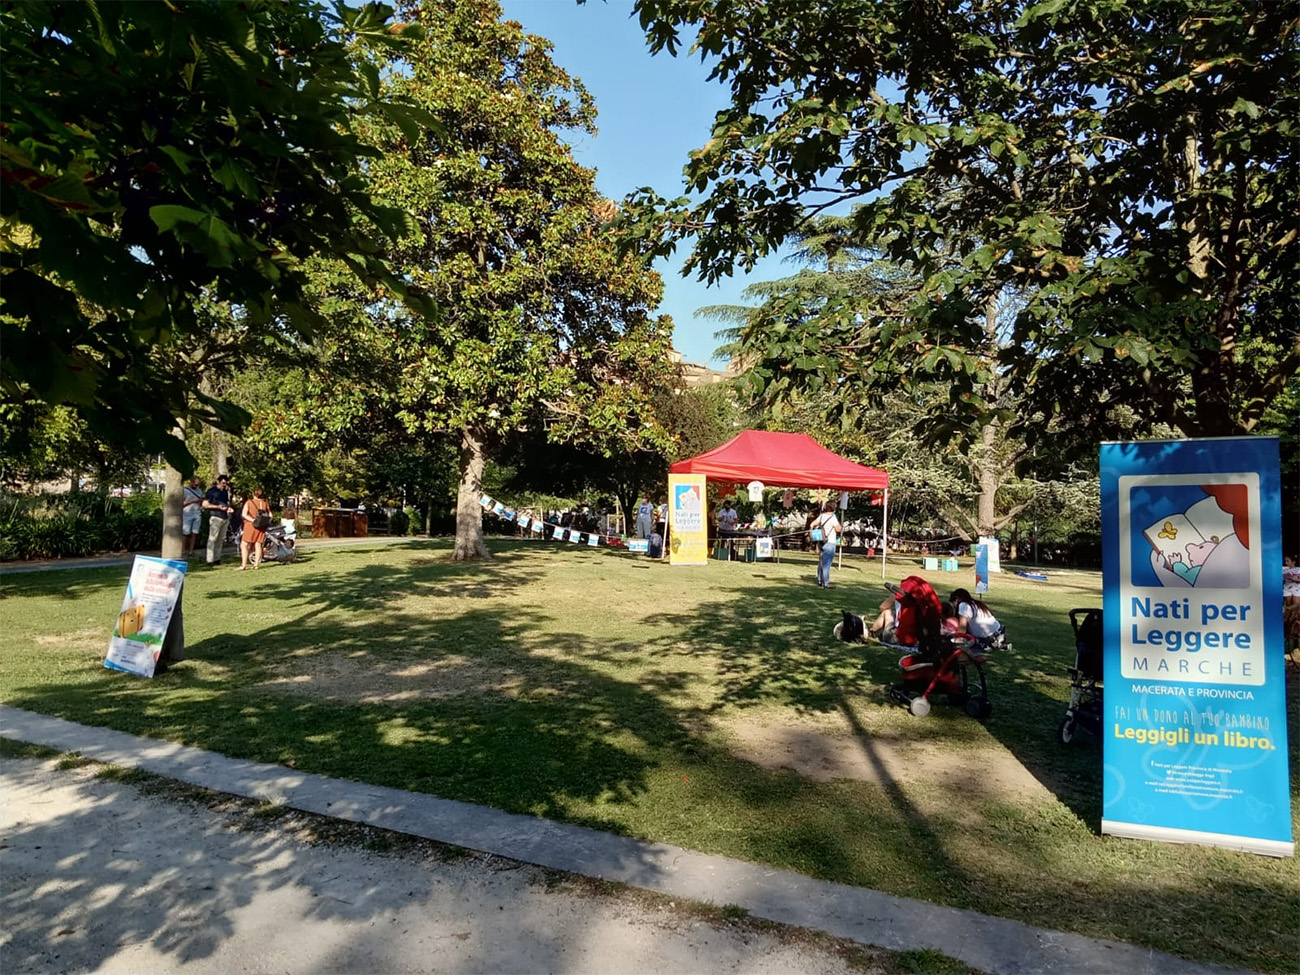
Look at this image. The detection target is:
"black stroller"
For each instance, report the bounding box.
[1058,608,1103,744]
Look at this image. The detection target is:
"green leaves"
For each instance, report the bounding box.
[149,206,246,266]
[2,0,433,465]
[309,0,676,471]
[627,0,1299,438]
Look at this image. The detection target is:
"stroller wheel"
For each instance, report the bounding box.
[966,698,992,721]
[1057,715,1076,744]
[909,696,931,717]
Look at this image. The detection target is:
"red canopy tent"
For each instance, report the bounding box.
[670,430,892,573]
[670,430,888,491]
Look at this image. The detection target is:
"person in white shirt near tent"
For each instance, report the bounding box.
[811,500,841,588]
[716,499,739,533]
[634,495,655,538]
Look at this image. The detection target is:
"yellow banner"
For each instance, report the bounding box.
[668,474,708,565]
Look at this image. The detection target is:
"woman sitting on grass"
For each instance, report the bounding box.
[949,588,1001,640]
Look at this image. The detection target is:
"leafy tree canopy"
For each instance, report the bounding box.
[0,0,432,470]
[347,0,678,557]
[624,0,1299,442]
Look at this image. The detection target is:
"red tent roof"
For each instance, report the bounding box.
[669,430,889,491]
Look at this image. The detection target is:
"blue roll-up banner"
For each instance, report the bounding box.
[1100,437,1292,857]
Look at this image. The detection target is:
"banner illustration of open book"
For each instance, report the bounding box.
[1138,485,1250,589]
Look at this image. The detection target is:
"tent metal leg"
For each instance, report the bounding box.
[881,488,890,579]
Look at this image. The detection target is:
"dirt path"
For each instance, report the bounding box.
[1,757,898,974]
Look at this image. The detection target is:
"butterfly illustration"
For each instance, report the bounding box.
[1244,795,1274,822]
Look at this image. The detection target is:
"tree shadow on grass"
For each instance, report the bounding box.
[200,544,549,610]
[0,564,126,600]
[6,595,698,834]
[5,546,990,917]
[4,545,1298,972]
[649,570,1111,824]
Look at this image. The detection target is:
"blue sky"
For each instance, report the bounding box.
[499,0,791,367]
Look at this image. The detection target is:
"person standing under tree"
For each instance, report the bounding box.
[634,495,655,539]
[811,500,841,589]
[239,486,272,571]
[202,474,233,566]
[181,476,205,557]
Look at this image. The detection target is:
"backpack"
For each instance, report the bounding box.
[838,611,866,643]
[648,532,664,558]
[811,512,838,544]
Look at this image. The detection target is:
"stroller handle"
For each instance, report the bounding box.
[1069,607,1103,634]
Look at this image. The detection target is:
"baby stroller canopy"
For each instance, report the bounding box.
[892,576,943,646]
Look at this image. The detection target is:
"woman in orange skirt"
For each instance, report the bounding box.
[240,486,272,570]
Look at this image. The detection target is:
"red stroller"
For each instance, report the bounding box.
[883,576,993,720]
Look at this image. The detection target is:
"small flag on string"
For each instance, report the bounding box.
[567,530,581,543]
[587,533,599,547]
[518,515,531,529]
[492,502,504,515]
[531,520,544,534]
[552,526,565,540]
[503,508,516,522]
[627,538,649,553]
[480,495,493,509]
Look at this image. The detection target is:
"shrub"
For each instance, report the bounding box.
[0,496,162,561]
[404,506,421,534]
[389,508,411,536]
[119,491,164,517]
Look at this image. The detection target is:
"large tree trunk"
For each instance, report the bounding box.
[199,374,230,477]
[615,485,639,537]
[453,425,491,560]
[975,421,999,539]
[212,433,229,479]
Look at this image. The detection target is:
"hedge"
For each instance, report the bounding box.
[0,492,164,561]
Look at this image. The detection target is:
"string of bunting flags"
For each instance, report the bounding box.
[477,494,901,552]
[479,495,655,551]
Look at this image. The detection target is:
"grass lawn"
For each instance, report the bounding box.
[2,539,1296,971]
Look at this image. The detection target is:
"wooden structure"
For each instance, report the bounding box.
[312,507,368,538]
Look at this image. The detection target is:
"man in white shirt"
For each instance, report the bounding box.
[182,476,205,556]
[717,499,740,533]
